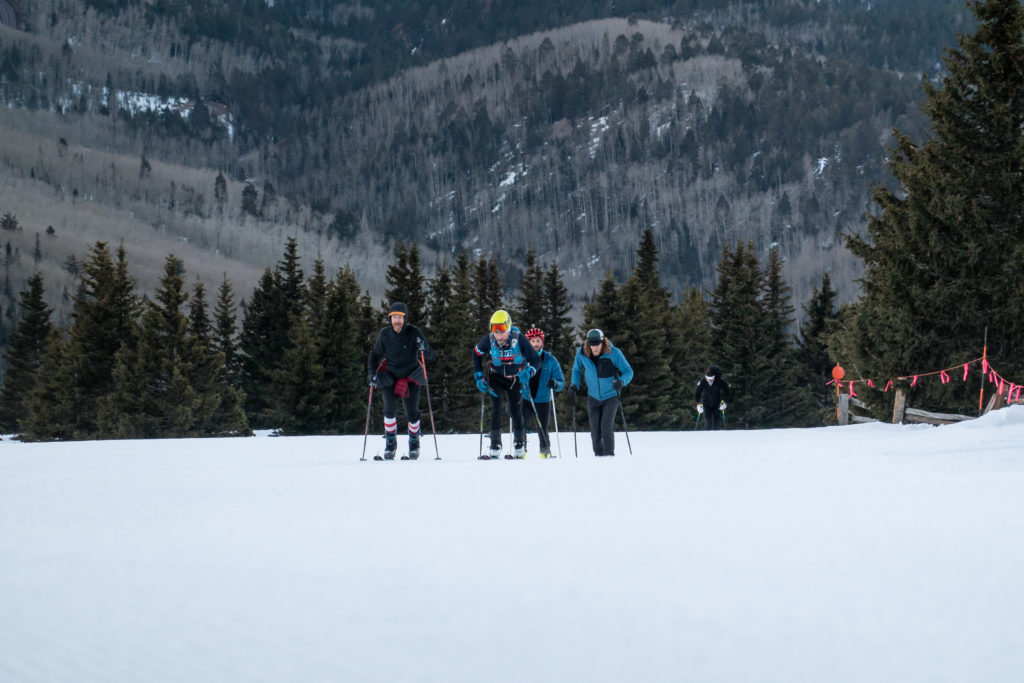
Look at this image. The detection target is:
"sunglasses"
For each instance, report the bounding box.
[491,323,509,333]
[588,340,603,345]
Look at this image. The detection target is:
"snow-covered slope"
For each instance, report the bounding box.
[3,407,1024,682]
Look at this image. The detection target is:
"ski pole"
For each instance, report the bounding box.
[525,392,550,458]
[550,396,562,459]
[479,392,486,458]
[616,389,632,455]
[694,412,702,430]
[419,350,440,460]
[360,384,374,462]
[571,393,578,458]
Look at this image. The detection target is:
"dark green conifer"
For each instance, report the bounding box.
[513,250,546,331]
[846,0,1024,413]
[383,243,426,320]
[0,273,55,432]
[617,229,677,428]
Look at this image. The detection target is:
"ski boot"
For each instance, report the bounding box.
[506,442,526,459]
[383,433,397,460]
[403,434,420,460]
[540,449,553,459]
[480,442,502,460]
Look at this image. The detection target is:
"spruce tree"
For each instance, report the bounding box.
[327,266,377,432]
[709,242,768,429]
[20,330,75,441]
[758,248,815,427]
[239,268,281,426]
[213,275,242,388]
[473,255,503,327]
[383,243,427,319]
[675,286,712,410]
[799,273,840,420]
[541,262,574,366]
[424,252,478,433]
[846,0,1024,414]
[617,229,676,428]
[0,273,55,432]
[513,250,546,331]
[189,281,211,343]
[63,242,139,437]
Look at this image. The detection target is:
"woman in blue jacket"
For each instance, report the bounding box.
[522,327,565,458]
[569,328,633,457]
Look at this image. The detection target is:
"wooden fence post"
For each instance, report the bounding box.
[892,388,907,424]
[838,393,850,426]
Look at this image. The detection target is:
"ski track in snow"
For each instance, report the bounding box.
[2,408,1024,682]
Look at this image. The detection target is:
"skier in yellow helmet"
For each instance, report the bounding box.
[472,309,542,459]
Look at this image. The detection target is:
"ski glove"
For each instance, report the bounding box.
[611,378,623,392]
[369,375,379,389]
[567,385,577,399]
[416,337,426,352]
[518,366,536,386]
[475,371,497,397]
[546,379,556,389]
[719,401,727,411]
[696,403,704,414]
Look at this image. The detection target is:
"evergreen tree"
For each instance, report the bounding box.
[513,250,546,331]
[617,229,677,428]
[473,255,503,327]
[758,248,815,427]
[0,273,54,432]
[326,265,376,433]
[240,239,302,427]
[424,251,478,433]
[709,242,768,429]
[674,286,713,409]
[102,255,246,438]
[239,268,281,426]
[383,243,426,320]
[213,275,242,388]
[541,262,574,366]
[20,330,76,441]
[268,257,335,434]
[799,273,840,420]
[846,0,1024,414]
[189,280,211,343]
[60,242,139,437]
[270,316,333,434]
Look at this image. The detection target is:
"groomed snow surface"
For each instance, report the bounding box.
[3,406,1024,683]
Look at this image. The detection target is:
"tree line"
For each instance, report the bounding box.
[0,230,840,440]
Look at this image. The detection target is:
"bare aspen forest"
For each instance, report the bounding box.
[0,0,971,348]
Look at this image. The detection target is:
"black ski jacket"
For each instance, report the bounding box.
[368,323,436,387]
[695,376,730,409]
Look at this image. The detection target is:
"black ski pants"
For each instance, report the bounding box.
[381,384,422,428]
[523,399,552,451]
[587,395,619,456]
[702,407,724,430]
[488,374,525,447]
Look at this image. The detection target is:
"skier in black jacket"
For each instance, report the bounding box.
[694,365,730,430]
[367,302,436,459]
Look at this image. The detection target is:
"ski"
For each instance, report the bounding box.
[504,454,525,460]
[400,453,420,460]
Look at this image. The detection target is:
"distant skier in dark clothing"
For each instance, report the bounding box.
[368,302,436,459]
[695,365,730,430]
[473,309,542,459]
[522,327,565,458]
[569,328,633,456]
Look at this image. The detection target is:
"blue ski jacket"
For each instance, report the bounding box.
[570,339,633,401]
[524,350,565,403]
[473,328,541,379]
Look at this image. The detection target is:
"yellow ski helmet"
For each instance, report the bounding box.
[489,309,511,332]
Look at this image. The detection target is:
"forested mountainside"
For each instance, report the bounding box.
[0,1,973,344]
